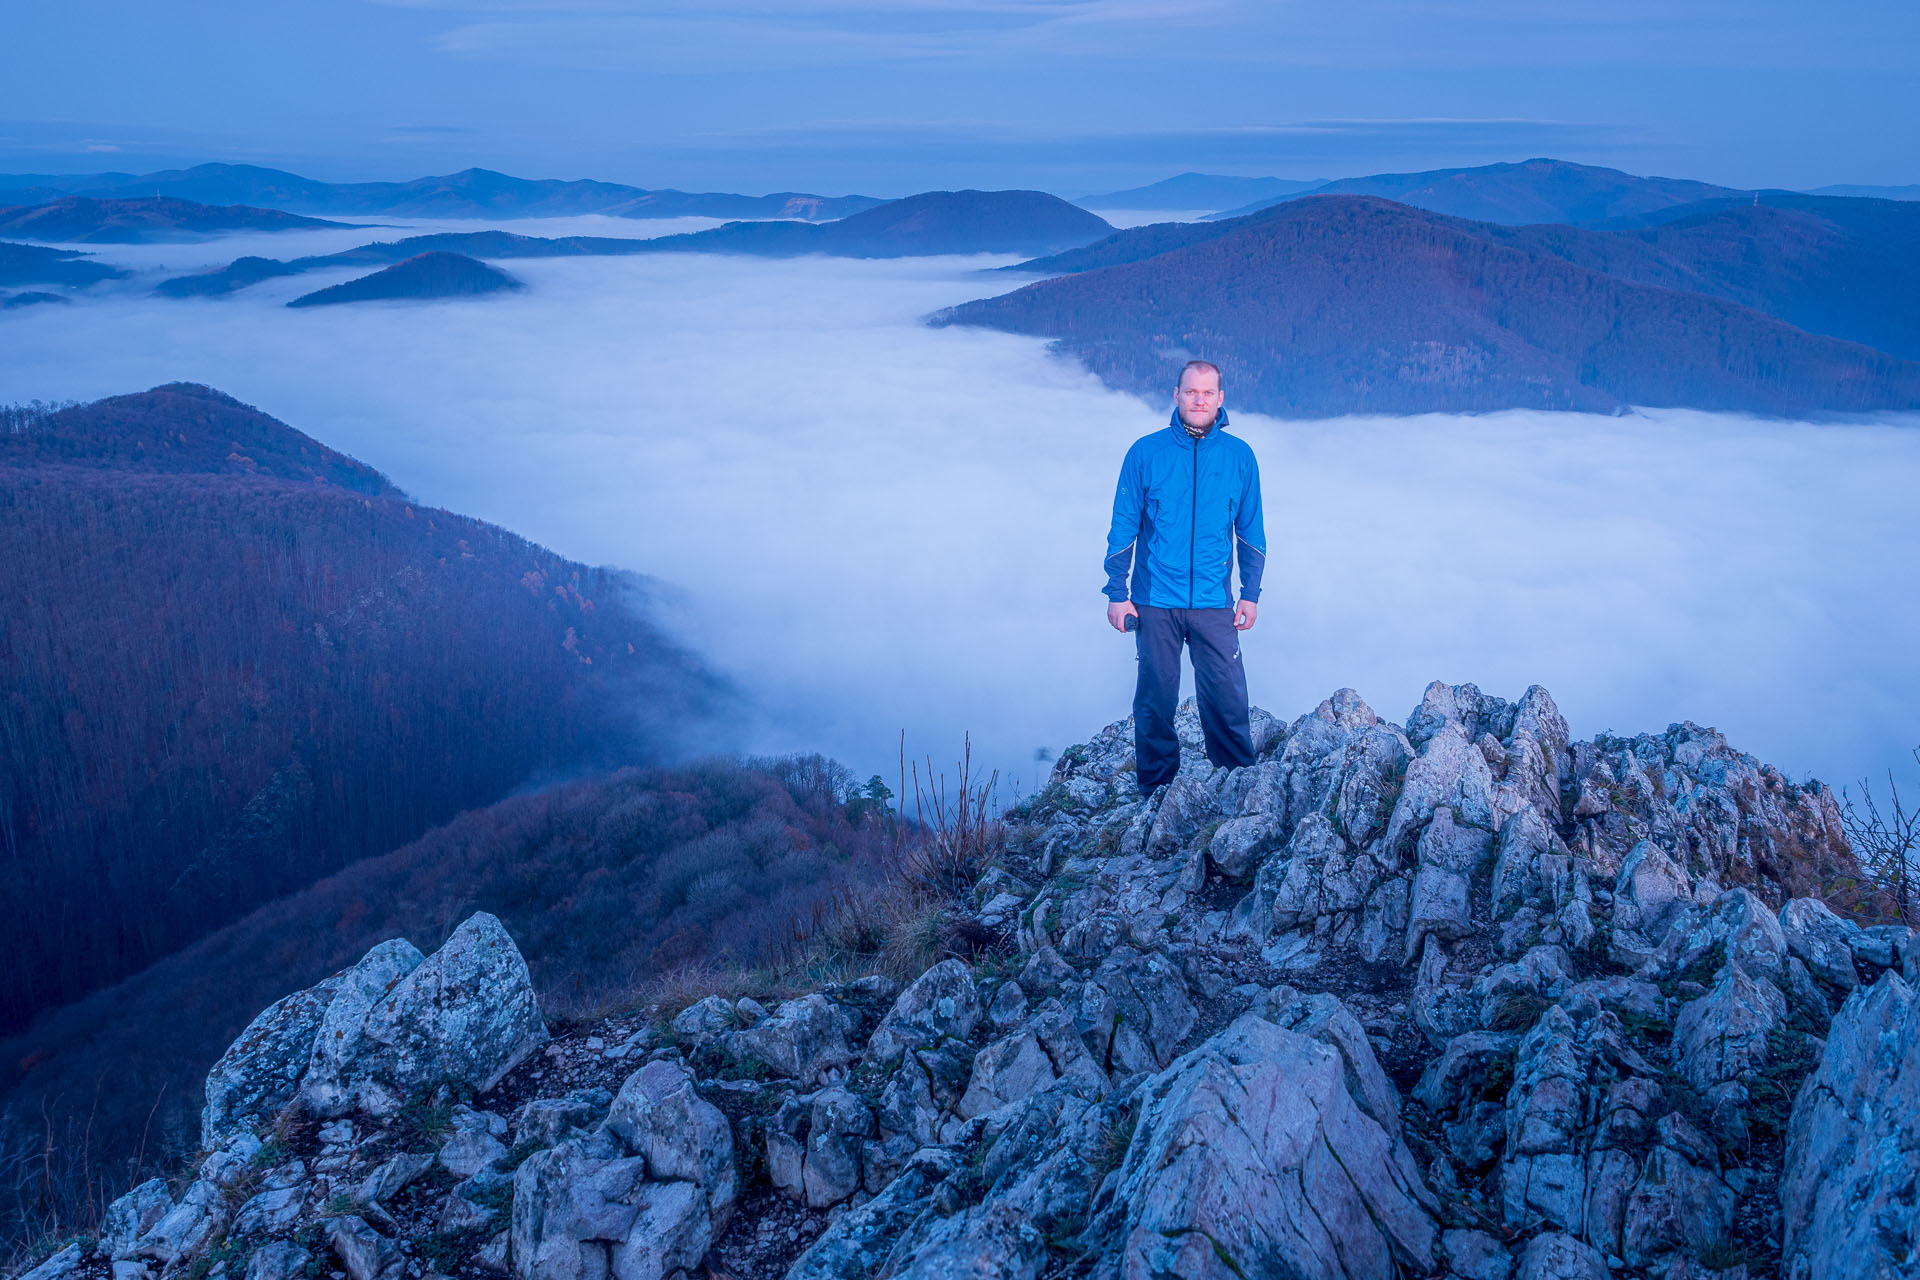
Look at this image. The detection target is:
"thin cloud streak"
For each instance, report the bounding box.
[3,222,1916,805]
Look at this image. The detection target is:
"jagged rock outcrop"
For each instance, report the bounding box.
[1781,970,1920,1280]
[24,684,1917,1280]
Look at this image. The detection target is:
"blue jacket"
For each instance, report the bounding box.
[1104,410,1267,609]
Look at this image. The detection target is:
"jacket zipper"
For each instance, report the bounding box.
[1188,436,1197,608]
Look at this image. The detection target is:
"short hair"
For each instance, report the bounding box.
[1178,359,1222,388]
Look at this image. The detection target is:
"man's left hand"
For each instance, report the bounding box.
[1234,600,1257,631]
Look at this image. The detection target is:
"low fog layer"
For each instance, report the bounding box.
[4,218,1917,802]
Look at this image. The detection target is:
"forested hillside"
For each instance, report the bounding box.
[0,385,722,1035]
[0,754,900,1250]
[939,195,1920,416]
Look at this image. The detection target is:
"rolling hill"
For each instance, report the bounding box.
[0,163,884,222]
[158,230,663,298]
[0,383,722,1038]
[0,196,348,243]
[286,252,524,306]
[628,189,1114,258]
[1204,157,1742,225]
[0,240,125,287]
[934,195,1920,417]
[0,751,894,1253]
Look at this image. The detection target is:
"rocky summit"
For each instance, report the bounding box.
[18,683,1918,1280]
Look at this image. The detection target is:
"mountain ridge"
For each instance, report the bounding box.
[15,680,1914,1280]
[941,194,1920,416]
[0,164,884,222]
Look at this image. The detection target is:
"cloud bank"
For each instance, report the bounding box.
[3,218,1917,804]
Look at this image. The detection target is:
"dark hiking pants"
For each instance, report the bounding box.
[1133,604,1255,793]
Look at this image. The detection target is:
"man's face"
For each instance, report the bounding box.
[1175,368,1223,430]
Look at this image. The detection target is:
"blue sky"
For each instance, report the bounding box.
[4,0,1917,195]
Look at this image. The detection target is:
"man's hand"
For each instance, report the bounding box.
[1234,600,1258,631]
[1108,601,1139,633]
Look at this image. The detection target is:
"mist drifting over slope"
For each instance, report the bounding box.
[3,214,1917,800]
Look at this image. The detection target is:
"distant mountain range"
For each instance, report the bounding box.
[155,191,1117,299]
[0,163,884,222]
[934,194,1920,417]
[285,251,523,307]
[0,196,347,242]
[1076,173,1328,211]
[1012,190,1920,362]
[159,229,672,297]
[1808,183,1920,201]
[1202,158,1742,225]
[0,239,125,286]
[1,290,68,309]
[624,189,1113,258]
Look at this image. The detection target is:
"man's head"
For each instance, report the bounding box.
[1175,360,1223,433]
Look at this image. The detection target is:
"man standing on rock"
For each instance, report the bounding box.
[1103,359,1266,797]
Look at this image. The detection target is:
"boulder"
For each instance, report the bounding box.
[866,959,982,1063]
[1779,896,1861,993]
[325,1215,404,1280]
[103,1178,173,1257]
[1782,972,1920,1280]
[784,1154,960,1280]
[300,914,546,1118]
[1073,947,1195,1075]
[1093,1015,1436,1280]
[243,1241,311,1280]
[1513,1233,1607,1280]
[1671,963,1787,1092]
[602,1060,737,1220]
[293,940,428,1119]
[726,993,856,1083]
[16,1245,83,1280]
[202,964,355,1149]
[514,1088,615,1150]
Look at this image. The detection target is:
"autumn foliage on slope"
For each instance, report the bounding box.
[0,754,896,1252]
[0,384,722,1035]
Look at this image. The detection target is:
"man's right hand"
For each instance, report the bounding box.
[1107,601,1139,633]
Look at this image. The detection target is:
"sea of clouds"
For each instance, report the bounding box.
[4,214,1918,805]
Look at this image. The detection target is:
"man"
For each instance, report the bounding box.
[1102,360,1266,796]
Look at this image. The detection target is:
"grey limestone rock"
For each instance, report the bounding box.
[514,1088,615,1151]
[1513,1233,1608,1280]
[243,1241,311,1280]
[441,1127,508,1178]
[671,995,735,1039]
[325,1214,404,1280]
[202,964,356,1149]
[1671,962,1788,1092]
[356,1152,433,1208]
[783,1154,959,1280]
[602,1060,736,1220]
[727,993,857,1084]
[15,1245,83,1280]
[1092,1014,1436,1280]
[1073,946,1195,1076]
[103,1178,173,1257]
[1444,1228,1513,1280]
[300,915,546,1120]
[130,1176,226,1264]
[791,1087,874,1207]
[1610,840,1694,966]
[866,959,982,1064]
[1779,895,1861,994]
[885,1199,1047,1280]
[294,939,428,1119]
[1782,971,1920,1280]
